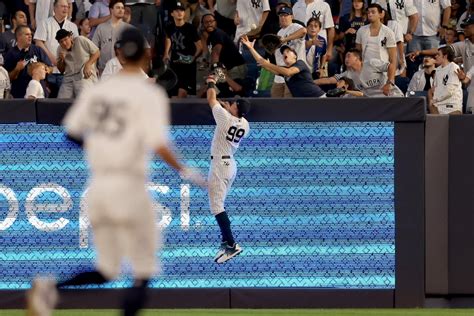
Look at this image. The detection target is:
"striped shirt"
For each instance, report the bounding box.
[211,104,249,157]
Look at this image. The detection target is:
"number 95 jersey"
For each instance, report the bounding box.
[211,104,250,157]
[63,73,170,177]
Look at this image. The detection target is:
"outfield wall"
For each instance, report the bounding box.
[0,97,433,308]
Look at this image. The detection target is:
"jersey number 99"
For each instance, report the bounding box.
[226,126,245,143]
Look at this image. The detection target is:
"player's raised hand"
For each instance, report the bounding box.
[180,166,208,188]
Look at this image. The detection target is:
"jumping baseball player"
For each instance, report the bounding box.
[27,28,205,316]
[206,74,251,264]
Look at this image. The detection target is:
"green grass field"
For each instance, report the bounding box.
[1,310,474,316]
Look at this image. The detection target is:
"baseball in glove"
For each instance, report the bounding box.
[261,34,283,55]
[326,87,347,98]
[210,62,227,83]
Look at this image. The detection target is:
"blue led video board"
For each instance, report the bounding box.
[0,122,394,289]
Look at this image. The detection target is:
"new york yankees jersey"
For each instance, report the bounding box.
[373,0,418,34]
[356,24,396,63]
[292,0,334,40]
[210,104,249,158]
[234,0,270,44]
[433,62,463,113]
[414,0,451,37]
[275,23,307,84]
[63,73,170,177]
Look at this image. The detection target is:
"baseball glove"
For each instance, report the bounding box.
[326,87,347,98]
[210,62,227,83]
[151,60,178,92]
[261,34,283,55]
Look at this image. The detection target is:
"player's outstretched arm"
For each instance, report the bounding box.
[206,75,218,107]
[156,145,207,188]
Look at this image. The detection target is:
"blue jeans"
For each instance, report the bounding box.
[408,35,440,53]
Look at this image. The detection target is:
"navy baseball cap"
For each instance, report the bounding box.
[236,98,251,118]
[172,1,186,11]
[278,6,293,15]
[116,28,146,61]
[461,15,474,28]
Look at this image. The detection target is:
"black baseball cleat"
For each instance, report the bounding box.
[216,243,242,264]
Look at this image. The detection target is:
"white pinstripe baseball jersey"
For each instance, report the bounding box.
[210,104,250,157]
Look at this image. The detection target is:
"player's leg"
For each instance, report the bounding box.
[122,188,157,316]
[215,160,242,263]
[56,220,120,288]
[209,163,234,243]
[209,159,241,263]
[27,187,118,316]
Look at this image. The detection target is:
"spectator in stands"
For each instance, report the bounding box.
[55,29,99,98]
[407,56,436,95]
[305,17,327,79]
[0,10,28,58]
[356,3,397,94]
[213,0,237,38]
[0,55,11,99]
[25,61,47,99]
[4,25,52,98]
[333,76,364,97]
[372,0,418,44]
[272,6,306,97]
[339,0,367,18]
[383,7,408,93]
[261,0,292,37]
[93,0,131,74]
[164,1,202,98]
[28,0,74,30]
[34,0,79,98]
[292,0,334,67]
[88,0,111,38]
[429,46,462,114]
[315,48,403,97]
[410,0,451,54]
[448,0,466,30]
[78,17,92,38]
[124,0,156,45]
[444,27,459,45]
[74,0,92,22]
[101,41,150,81]
[202,12,247,97]
[233,0,270,44]
[337,0,367,54]
[242,35,325,97]
[456,2,474,41]
[451,15,474,113]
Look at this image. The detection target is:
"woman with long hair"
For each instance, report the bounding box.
[338,0,367,53]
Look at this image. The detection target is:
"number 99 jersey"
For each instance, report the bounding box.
[208,103,249,216]
[210,104,250,157]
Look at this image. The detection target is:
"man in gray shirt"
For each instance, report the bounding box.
[93,0,131,73]
[316,48,403,97]
[56,29,100,98]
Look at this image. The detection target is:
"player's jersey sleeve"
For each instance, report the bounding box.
[141,87,171,149]
[212,104,232,125]
[62,92,92,138]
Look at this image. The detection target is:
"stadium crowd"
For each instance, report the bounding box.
[0,0,473,113]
